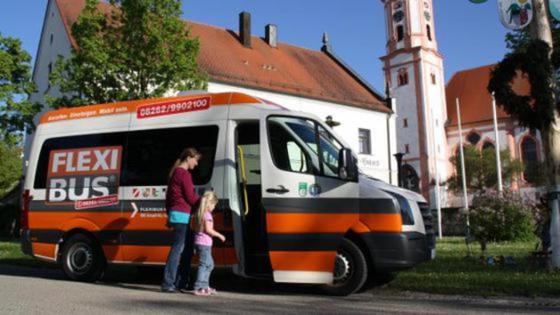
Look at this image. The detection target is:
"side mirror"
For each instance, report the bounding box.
[338,148,358,181]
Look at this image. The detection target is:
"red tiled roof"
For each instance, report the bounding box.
[54,0,389,112]
[446,63,530,126]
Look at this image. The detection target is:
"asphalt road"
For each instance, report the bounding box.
[0,264,559,315]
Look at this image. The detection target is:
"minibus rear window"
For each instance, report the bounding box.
[33,126,219,189]
[34,132,127,189]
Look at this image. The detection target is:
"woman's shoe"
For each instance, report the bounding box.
[208,287,217,295]
[193,288,211,296]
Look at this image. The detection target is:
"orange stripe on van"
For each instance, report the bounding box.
[28,212,121,230]
[269,251,336,272]
[32,243,56,260]
[359,213,402,233]
[39,92,263,124]
[266,213,358,234]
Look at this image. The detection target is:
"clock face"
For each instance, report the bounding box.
[393,10,404,23]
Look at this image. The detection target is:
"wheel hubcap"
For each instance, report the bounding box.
[333,251,352,284]
[67,243,93,275]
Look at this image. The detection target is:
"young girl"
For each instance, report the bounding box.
[193,191,226,296]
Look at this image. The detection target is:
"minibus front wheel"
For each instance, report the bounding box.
[322,238,368,296]
[61,234,105,282]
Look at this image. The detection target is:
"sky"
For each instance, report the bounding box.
[0,0,509,93]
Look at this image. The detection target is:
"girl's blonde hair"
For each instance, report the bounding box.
[195,191,219,231]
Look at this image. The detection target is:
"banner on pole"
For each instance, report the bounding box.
[551,0,560,21]
[498,0,533,30]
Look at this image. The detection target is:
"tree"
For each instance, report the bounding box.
[0,33,41,143]
[488,0,560,267]
[448,145,524,192]
[49,0,207,108]
[0,141,21,198]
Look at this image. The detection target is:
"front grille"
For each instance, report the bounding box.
[418,202,436,250]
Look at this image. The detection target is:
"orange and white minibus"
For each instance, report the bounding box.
[21,92,434,295]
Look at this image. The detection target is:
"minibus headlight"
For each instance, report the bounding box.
[386,192,415,225]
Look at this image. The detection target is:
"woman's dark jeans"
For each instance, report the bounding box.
[161,223,193,290]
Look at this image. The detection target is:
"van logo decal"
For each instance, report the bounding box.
[136,96,211,119]
[46,146,122,209]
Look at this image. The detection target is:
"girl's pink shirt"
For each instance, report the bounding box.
[194,211,213,246]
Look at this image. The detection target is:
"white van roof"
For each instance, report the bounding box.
[39,92,287,125]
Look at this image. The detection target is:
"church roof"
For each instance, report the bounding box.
[53,0,389,112]
[446,63,530,127]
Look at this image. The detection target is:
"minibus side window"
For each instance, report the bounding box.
[34,132,127,189]
[122,125,219,186]
[267,116,345,179]
[268,119,315,175]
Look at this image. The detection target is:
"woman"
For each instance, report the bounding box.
[161,148,201,293]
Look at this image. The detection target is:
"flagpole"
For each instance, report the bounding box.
[491,92,503,192]
[456,98,472,256]
[456,98,469,212]
[430,107,442,239]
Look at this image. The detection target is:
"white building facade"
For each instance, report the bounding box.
[28,0,398,185]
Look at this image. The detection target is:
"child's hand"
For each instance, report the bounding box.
[219,234,226,242]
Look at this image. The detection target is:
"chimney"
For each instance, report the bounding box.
[265,24,277,48]
[239,11,251,48]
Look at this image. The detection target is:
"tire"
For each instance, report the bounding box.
[61,234,105,282]
[322,238,368,296]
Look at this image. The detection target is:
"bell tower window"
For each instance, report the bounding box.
[397,69,408,86]
[396,25,404,42]
[427,25,432,41]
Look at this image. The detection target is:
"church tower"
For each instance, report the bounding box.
[380,0,449,204]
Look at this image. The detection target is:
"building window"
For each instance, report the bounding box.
[482,142,495,151]
[431,73,436,85]
[403,118,408,128]
[396,25,404,42]
[50,34,54,45]
[397,69,408,86]
[405,144,410,154]
[521,137,538,183]
[358,129,371,155]
[48,62,52,74]
[467,131,481,146]
[427,25,432,41]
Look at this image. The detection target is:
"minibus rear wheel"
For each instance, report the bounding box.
[322,238,368,296]
[61,234,105,282]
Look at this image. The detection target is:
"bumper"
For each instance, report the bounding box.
[363,231,433,272]
[20,229,33,256]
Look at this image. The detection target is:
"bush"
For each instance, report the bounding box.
[470,190,536,251]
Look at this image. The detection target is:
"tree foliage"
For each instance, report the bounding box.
[49,0,207,108]
[0,33,40,142]
[0,141,21,198]
[488,40,554,131]
[448,145,524,192]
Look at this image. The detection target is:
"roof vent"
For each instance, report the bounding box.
[239,11,251,48]
[265,24,277,48]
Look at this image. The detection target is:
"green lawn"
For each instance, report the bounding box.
[387,237,560,297]
[2,238,559,296]
[0,240,52,268]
